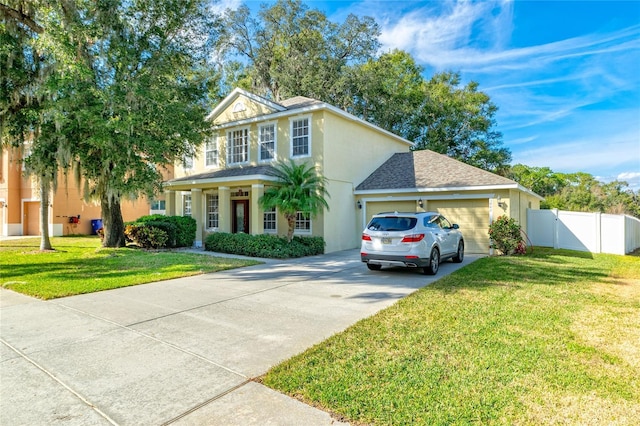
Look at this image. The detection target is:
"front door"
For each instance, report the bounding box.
[232,200,249,233]
[24,201,40,236]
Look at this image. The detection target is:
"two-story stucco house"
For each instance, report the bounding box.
[164,88,542,254]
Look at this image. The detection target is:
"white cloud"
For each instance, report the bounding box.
[618,172,640,181]
[617,172,640,191]
[378,0,514,65]
[511,133,640,178]
[377,1,640,74]
[210,0,243,16]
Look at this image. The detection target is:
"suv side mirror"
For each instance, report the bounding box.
[452,224,459,229]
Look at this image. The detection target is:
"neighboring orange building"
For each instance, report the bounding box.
[0,146,167,237]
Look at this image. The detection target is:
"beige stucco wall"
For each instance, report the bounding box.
[320,111,412,251]
[322,111,411,186]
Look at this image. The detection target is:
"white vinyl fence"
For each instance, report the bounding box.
[526,209,640,255]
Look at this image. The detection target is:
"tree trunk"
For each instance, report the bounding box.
[101,195,126,247]
[39,178,53,251]
[285,213,296,242]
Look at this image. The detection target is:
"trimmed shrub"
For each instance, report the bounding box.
[169,216,197,247]
[204,232,325,258]
[125,224,168,249]
[133,215,195,248]
[488,216,525,255]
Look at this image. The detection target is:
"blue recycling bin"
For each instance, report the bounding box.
[91,219,103,235]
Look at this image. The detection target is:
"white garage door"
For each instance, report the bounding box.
[429,199,490,254]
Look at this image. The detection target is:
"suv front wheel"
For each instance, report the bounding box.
[423,248,439,275]
[452,241,464,263]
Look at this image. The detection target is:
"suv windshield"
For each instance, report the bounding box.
[367,216,417,232]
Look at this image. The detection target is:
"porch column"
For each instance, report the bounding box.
[191,188,203,248]
[218,186,231,233]
[251,184,264,235]
[165,190,176,216]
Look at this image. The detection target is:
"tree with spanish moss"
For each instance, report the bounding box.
[2,0,218,247]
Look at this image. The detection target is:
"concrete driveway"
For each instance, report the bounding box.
[1,249,479,425]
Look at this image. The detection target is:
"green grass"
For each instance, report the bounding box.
[263,248,640,425]
[0,236,260,299]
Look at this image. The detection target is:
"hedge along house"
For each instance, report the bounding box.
[163,88,542,254]
[355,150,543,253]
[163,88,413,252]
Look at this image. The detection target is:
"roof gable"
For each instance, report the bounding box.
[206,88,286,124]
[356,150,518,191]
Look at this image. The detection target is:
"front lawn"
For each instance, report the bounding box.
[0,236,260,299]
[263,248,640,425]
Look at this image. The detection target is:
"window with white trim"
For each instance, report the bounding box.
[206,194,219,228]
[183,194,192,217]
[263,207,277,232]
[259,123,276,161]
[291,117,310,157]
[150,200,166,210]
[205,137,219,167]
[227,128,249,165]
[294,211,311,233]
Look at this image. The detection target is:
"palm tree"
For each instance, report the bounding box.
[260,159,330,242]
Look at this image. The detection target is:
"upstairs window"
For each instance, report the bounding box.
[205,137,219,167]
[227,128,249,165]
[259,123,276,161]
[290,117,310,158]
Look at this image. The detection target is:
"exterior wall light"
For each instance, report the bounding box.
[418,198,424,208]
[357,200,362,209]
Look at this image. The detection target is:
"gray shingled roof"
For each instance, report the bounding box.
[279,96,323,110]
[167,165,277,183]
[356,150,517,191]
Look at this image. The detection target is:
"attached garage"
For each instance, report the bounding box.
[355,150,543,255]
[429,199,490,254]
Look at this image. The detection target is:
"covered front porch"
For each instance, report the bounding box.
[164,166,278,247]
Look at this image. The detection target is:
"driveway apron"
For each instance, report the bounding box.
[1,249,480,425]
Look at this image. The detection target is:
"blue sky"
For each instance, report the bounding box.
[215,0,640,190]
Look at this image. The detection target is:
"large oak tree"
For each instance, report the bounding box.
[216,0,380,103]
[216,0,511,173]
[2,0,217,247]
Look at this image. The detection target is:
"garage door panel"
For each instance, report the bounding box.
[366,201,416,223]
[430,200,489,254]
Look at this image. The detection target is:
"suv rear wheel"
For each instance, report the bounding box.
[367,263,382,271]
[423,248,439,275]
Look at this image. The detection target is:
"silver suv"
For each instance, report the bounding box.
[361,211,464,275]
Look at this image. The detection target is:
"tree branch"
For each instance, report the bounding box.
[0,3,43,33]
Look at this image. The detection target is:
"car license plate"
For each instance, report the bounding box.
[381,237,391,244]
